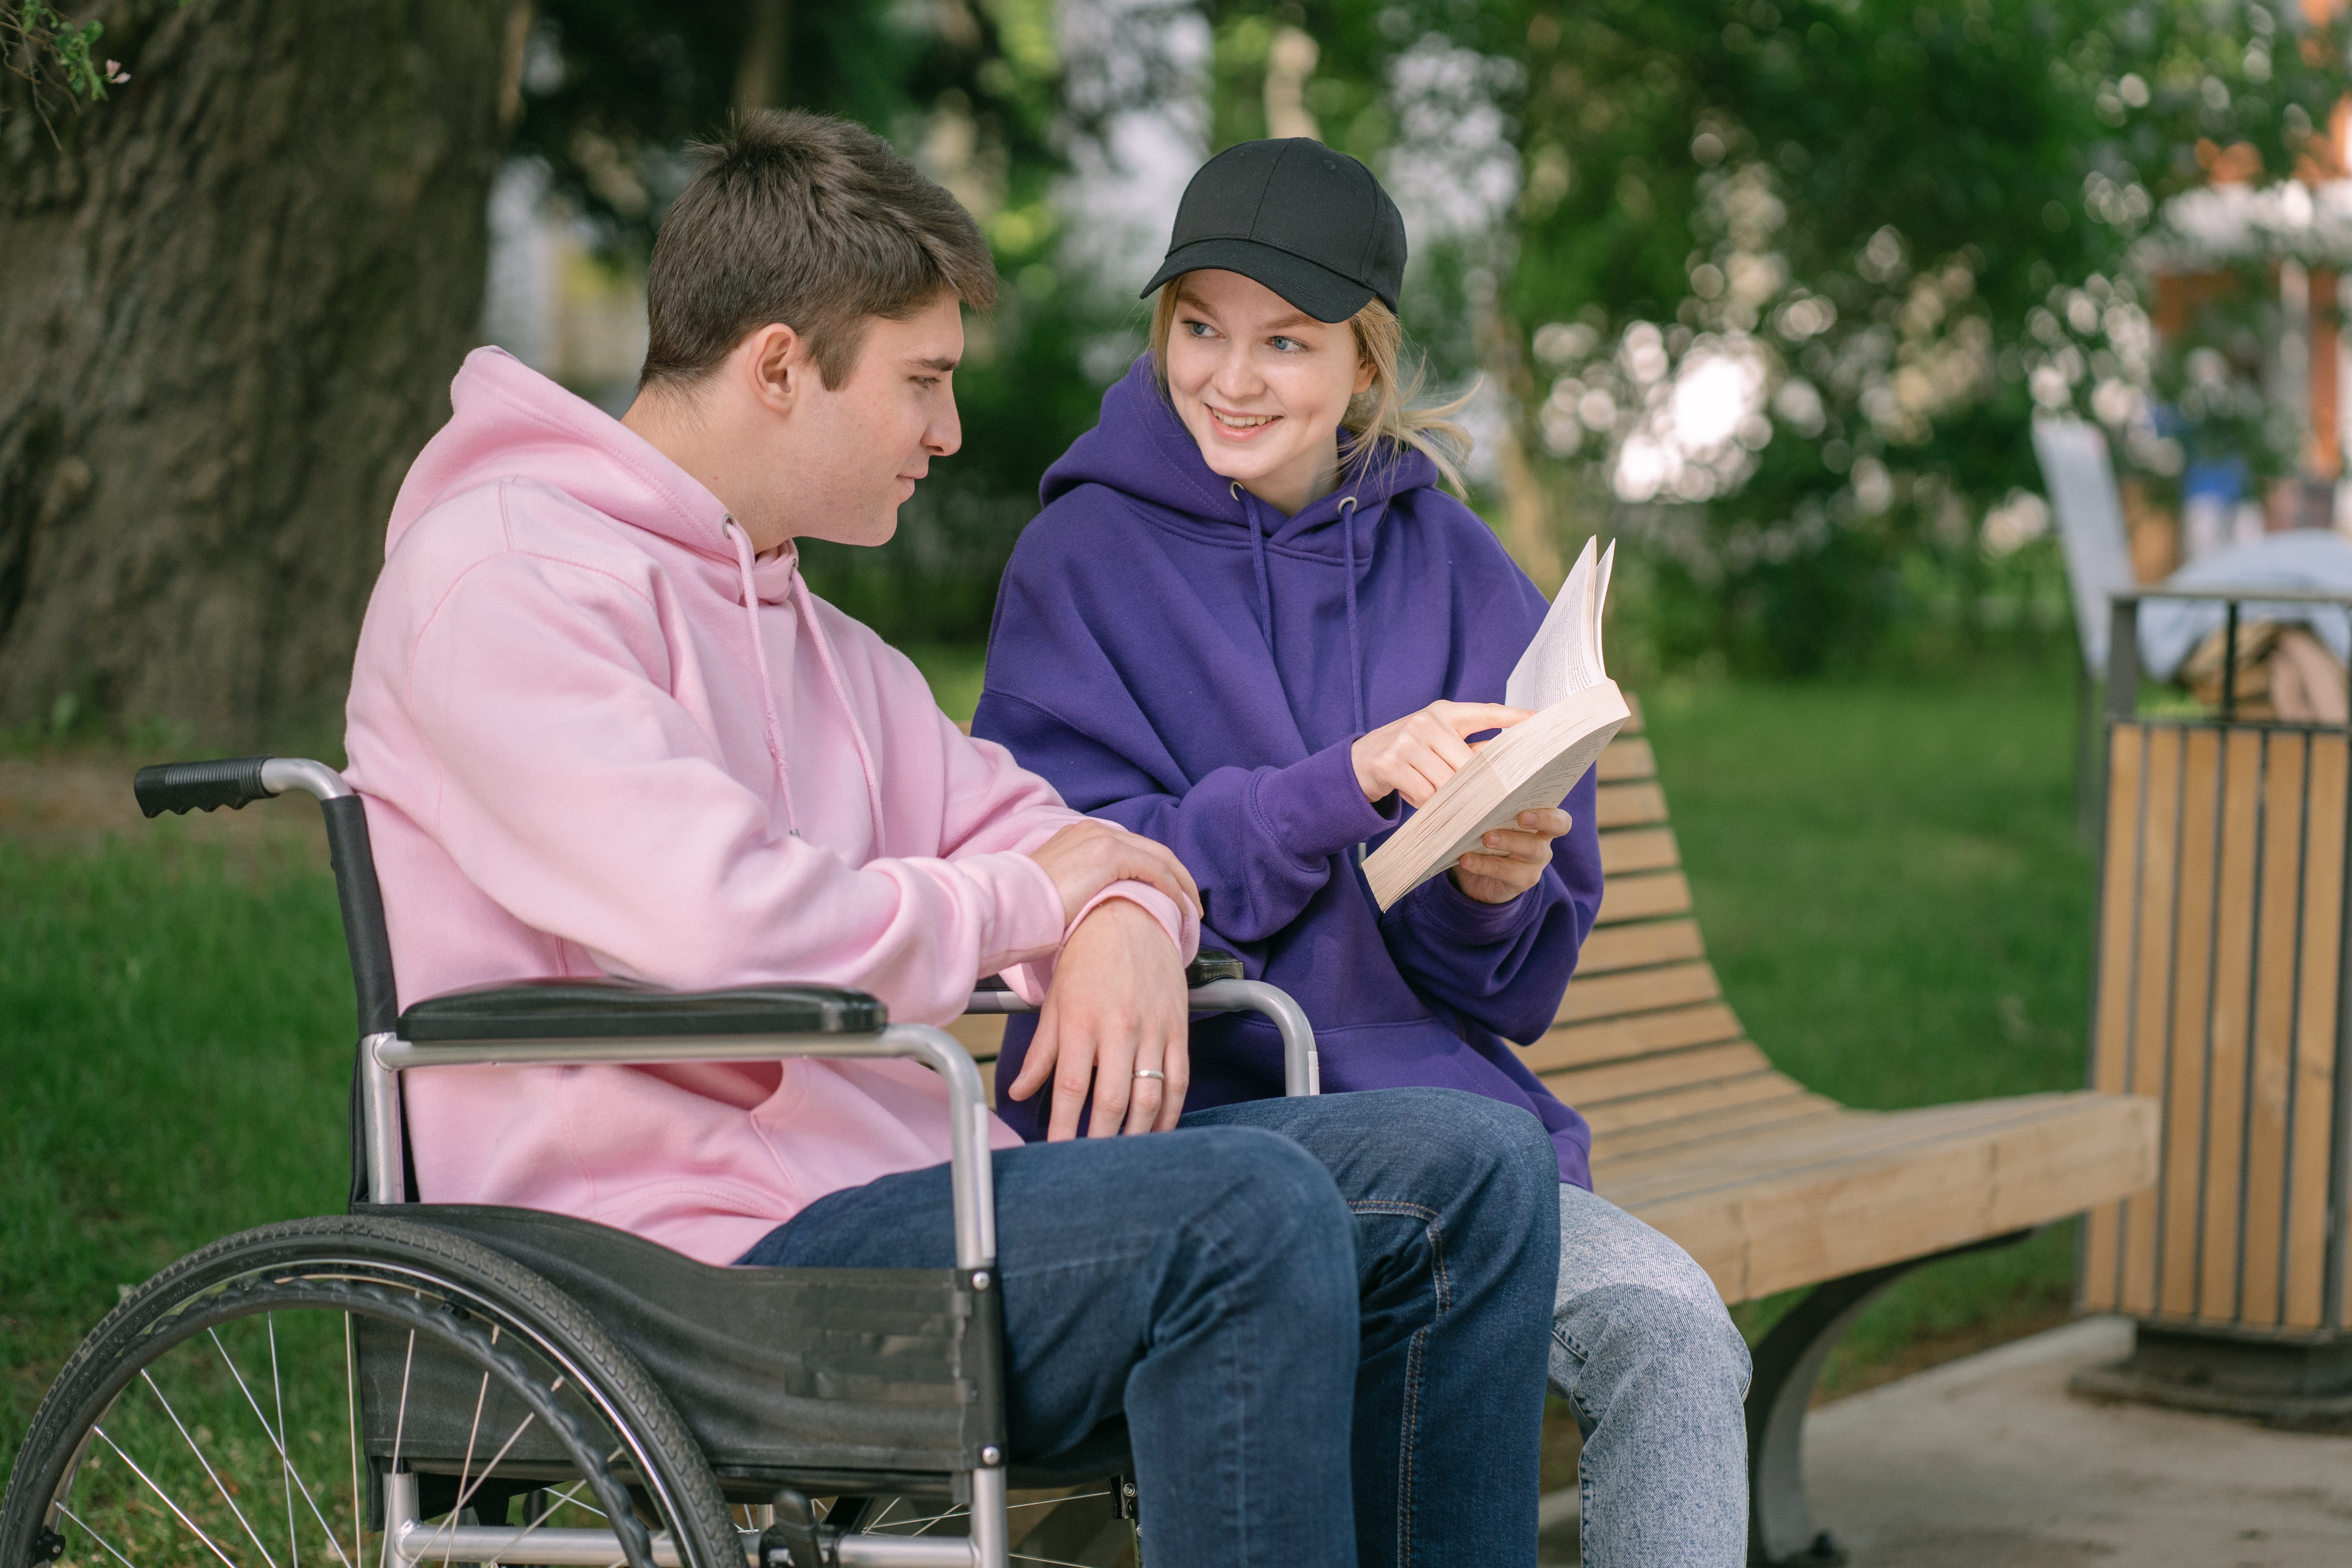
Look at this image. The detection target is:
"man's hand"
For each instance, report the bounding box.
[1029,818,1201,926]
[1005,898,1191,1140]
[1351,702,1532,808]
[1452,807,1572,904]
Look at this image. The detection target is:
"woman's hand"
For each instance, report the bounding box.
[1350,701,1531,808]
[1029,818,1201,926]
[1006,898,1191,1140]
[1452,806,1572,904]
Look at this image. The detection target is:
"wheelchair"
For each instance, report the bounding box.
[0,757,1321,1568]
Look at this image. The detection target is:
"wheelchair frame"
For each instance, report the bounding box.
[85,755,1319,1568]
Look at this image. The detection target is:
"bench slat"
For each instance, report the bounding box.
[1598,826,1679,875]
[1600,1096,2072,1205]
[1574,1071,1808,1134]
[1615,1092,2159,1301]
[1544,1039,1777,1109]
[1590,1093,1845,1163]
[1594,869,1693,926]
[1594,781,1669,830]
[1572,917,1707,977]
[1597,737,1656,783]
[947,1012,1007,1065]
[1521,1001,1746,1076]
[1554,959,1720,1025]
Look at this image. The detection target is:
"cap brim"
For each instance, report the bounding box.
[1140,237,1377,323]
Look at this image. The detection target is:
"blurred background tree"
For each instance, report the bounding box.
[0,0,512,744]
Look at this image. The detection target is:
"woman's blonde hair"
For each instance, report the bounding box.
[1148,278,1474,497]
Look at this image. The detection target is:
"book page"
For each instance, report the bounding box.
[1591,541,1614,678]
[1506,536,1597,713]
[1363,682,1630,908]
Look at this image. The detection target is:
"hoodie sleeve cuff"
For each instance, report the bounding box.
[1251,735,1399,866]
[1001,881,1200,1006]
[1397,866,1545,945]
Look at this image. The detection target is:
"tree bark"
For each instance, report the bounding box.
[0,0,509,744]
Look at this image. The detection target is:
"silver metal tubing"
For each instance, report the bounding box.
[372,1025,998,1272]
[388,1485,987,1567]
[963,978,1321,1098]
[394,1515,689,1567]
[965,1466,1008,1568]
[1190,978,1319,1097]
[260,756,354,802]
[958,992,1030,1015]
[360,1030,405,1204]
[835,1537,984,1567]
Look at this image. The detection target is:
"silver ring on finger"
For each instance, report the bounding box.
[1133,1068,1165,1082]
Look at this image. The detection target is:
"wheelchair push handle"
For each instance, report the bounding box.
[134,755,354,815]
[134,756,271,815]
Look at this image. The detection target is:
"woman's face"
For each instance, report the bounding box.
[1163,269,1375,516]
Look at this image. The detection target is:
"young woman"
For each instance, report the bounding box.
[973,140,1752,1566]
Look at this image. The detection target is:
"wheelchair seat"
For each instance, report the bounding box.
[351,1203,1120,1498]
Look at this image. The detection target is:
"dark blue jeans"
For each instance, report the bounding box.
[740,1087,1557,1568]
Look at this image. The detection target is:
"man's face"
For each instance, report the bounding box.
[781,294,965,548]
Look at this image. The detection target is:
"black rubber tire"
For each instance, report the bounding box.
[0,1214,741,1568]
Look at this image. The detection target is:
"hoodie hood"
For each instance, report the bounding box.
[1042,356,1443,554]
[390,347,806,605]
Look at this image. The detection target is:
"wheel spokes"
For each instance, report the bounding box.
[136,1367,282,1568]
[91,1424,243,1568]
[269,1315,299,1568]
[204,1326,360,1568]
[56,1500,147,1568]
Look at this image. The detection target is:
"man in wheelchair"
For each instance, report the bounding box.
[337,111,1559,1567]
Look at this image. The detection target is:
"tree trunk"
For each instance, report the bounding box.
[0,0,510,745]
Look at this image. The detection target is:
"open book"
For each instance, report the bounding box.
[1361,536,1630,910]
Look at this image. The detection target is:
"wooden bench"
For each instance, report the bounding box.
[955,701,2160,1566]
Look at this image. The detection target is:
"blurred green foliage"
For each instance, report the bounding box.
[486,1,2352,667]
[1509,0,2352,674]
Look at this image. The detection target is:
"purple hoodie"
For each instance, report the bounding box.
[974,358,1602,1186]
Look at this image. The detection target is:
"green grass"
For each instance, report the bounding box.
[1,652,2102,1487]
[2,829,357,1468]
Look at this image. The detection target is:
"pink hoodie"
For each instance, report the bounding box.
[344,348,1194,1265]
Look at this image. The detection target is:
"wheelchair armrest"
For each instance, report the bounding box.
[398,977,885,1042]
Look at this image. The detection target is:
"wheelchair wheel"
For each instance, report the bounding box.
[1,1215,740,1568]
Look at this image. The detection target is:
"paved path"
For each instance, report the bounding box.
[1539,1315,2352,1564]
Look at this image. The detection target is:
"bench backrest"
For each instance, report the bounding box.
[1531,703,1835,1175]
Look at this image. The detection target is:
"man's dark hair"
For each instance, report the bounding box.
[640,110,998,392]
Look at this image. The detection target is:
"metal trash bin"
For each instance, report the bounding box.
[2076,586,2352,1424]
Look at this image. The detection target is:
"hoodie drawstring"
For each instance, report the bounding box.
[723,521,887,848]
[726,521,800,838]
[1235,482,1372,742]
[1234,481,1276,647]
[1339,494,1367,738]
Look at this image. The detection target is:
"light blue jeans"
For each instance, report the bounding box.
[1552,1181,1753,1566]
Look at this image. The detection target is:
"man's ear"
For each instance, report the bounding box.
[742,323,807,415]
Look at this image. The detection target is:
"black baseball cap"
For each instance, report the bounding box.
[1141,139,1407,323]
